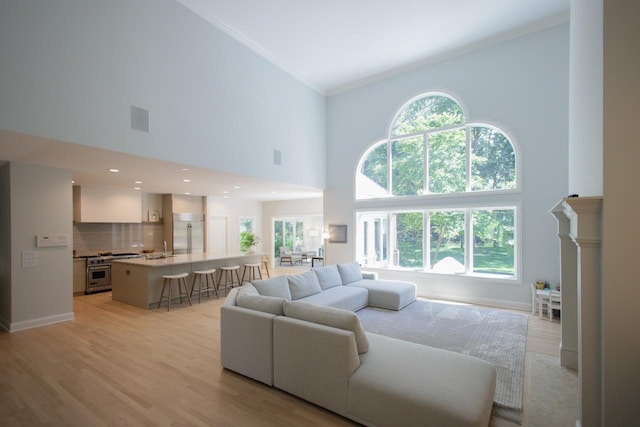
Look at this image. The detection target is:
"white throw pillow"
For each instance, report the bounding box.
[236,283,285,315]
[288,271,322,300]
[283,301,369,354]
[312,264,343,290]
[252,276,292,301]
[236,282,259,297]
[337,262,363,285]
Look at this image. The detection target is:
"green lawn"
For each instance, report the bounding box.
[398,243,514,275]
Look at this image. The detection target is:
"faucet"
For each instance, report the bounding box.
[163,241,168,258]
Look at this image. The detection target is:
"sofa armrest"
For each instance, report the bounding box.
[362,271,378,280]
[220,305,277,385]
[273,316,360,416]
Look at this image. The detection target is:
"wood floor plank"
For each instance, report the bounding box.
[0,268,565,426]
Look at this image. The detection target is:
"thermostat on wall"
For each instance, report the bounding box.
[36,234,69,247]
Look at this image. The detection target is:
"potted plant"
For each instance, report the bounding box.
[240,231,261,253]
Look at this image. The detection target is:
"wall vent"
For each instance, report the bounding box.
[131,106,150,133]
[273,149,282,166]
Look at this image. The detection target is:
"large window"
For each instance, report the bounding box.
[358,207,516,277]
[356,93,519,279]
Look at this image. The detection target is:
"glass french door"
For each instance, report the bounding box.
[273,218,304,257]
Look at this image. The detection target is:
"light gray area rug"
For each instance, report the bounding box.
[527,353,578,427]
[357,299,528,424]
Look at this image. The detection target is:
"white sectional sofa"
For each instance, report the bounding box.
[220,263,497,427]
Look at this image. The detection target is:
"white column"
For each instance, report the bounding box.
[550,201,579,369]
[551,197,603,427]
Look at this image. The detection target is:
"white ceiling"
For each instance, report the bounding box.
[178,0,570,94]
[1,0,569,200]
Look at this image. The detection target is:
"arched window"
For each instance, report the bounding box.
[355,94,519,279]
[357,94,516,199]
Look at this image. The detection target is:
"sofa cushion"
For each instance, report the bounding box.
[337,262,363,285]
[236,283,286,315]
[312,264,343,290]
[299,286,369,312]
[252,275,292,301]
[283,301,369,354]
[288,271,322,300]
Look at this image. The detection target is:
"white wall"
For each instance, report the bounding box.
[569,0,603,196]
[602,1,640,424]
[0,163,11,327]
[326,24,570,310]
[207,197,263,254]
[2,163,74,331]
[0,0,326,189]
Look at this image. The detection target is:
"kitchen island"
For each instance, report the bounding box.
[111,251,264,309]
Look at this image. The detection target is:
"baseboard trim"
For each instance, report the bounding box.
[419,293,531,312]
[561,346,578,370]
[9,312,75,332]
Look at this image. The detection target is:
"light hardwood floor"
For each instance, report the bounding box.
[0,266,563,426]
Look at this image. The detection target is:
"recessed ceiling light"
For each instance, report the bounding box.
[134,187,141,190]
[234,186,240,189]
[222,190,228,194]
[271,191,278,194]
[184,192,191,195]
[108,168,119,173]
[223,195,229,199]
[180,168,190,172]
[134,180,143,184]
[183,179,191,183]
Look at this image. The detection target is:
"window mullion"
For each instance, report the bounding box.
[387,141,393,195]
[466,209,472,274]
[424,211,430,271]
[465,126,471,192]
[423,134,429,195]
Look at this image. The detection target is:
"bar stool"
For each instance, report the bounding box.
[190,268,218,303]
[157,272,191,311]
[241,263,262,284]
[261,255,270,278]
[217,265,241,296]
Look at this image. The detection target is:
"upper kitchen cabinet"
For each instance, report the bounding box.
[162,194,205,215]
[73,186,142,223]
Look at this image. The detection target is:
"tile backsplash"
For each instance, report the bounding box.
[73,222,164,256]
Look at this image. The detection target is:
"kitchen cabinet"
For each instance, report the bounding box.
[73,186,142,223]
[73,258,86,295]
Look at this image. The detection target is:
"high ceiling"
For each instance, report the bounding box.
[1,0,570,200]
[177,0,570,94]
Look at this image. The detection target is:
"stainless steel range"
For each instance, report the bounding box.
[86,253,141,294]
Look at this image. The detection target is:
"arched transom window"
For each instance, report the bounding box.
[357,94,516,199]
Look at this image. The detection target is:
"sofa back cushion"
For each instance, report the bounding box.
[312,264,343,290]
[283,301,369,354]
[252,276,292,301]
[236,283,286,315]
[288,271,322,300]
[337,262,363,285]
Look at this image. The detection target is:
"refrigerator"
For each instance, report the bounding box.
[172,213,205,254]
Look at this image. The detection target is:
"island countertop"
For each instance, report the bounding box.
[112,251,265,268]
[111,251,265,309]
